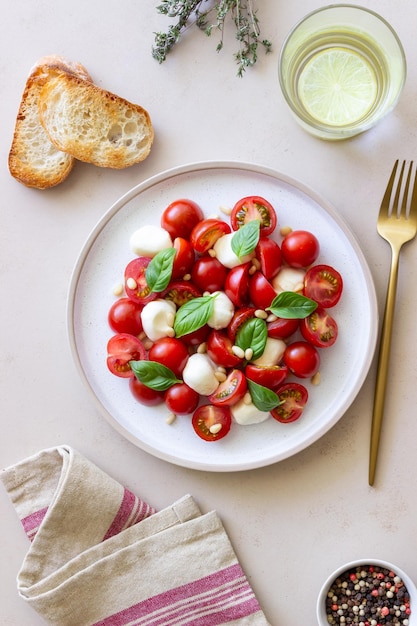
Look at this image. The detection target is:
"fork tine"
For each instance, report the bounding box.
[408,161,417,218]
[399,160,414,217]
[380,159,400,216]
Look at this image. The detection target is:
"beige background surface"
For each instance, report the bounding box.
[1,1,417,624]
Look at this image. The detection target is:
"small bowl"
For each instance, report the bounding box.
[317,559,417,625]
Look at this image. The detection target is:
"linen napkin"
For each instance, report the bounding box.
[1,445,271,626]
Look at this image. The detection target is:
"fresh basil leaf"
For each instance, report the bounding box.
[231,220,260,258]
[130,360,181,391]
[145,248,176,293]
[235,317,267,360]
[267,291,318,319]
[174,295,215,338]
[247,379,282,412]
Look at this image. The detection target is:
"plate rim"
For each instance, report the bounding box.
[67,160,378,471]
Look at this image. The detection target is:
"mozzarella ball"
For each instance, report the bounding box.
[141,299,176,342]
[231,397,270,425]
[182,353,219,396]
[130,225,172,257]
[207,291,235,330]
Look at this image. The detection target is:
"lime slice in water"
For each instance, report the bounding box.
[298,47,378,126]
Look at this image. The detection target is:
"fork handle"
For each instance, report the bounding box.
[369,245,400,485]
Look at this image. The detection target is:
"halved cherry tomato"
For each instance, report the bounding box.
[270,383,308,423]
[164,383,199,415]
[107,333,147,378]
[283,341,320,379]
[208,369,247,407]
[248,271,276,309]
[245,363,288,390]
[224,262,251,307]
[281,230,320,268]
[267,316,299,340]
[162,280,201,306]
[300,307,338,348]
[124,257,156,306]
[129,376,164,406]
[227,307,256,343]
[108,298,143,335]
[171,237,195,279]
[192,405,232,441]
[148,337,189,377]
[231,196,277,236]
[190,218,231,254]
[303,264,343,308]
[191,256,227,292]
[160,199,204,240]
[207,330,242,368]
[256,237,282,279]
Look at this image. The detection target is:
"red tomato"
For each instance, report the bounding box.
[206,330,242,368]
[300,307,338,348]
[231,196,277,236]
[303,264,343,308]
[192,405,232,441]
[190,219,231,254]
[256,237,282,279]
[245,363,288,390]
[227,307,256,343]
[208,370,247,407]
[283,341,320,379]
[270,383,308,423]
[224,263,251,308]
[191,256,227,292]
[248,271,276,309]
[171,237,195,279]
[162,280,201,306]
[107,333,146,378]
[108,298,143,335]
[129,376,164,406]
[148,337,189,377]
[180,324,211,347]
[160,199,204,240]
[267,316,299,340]
[281,230,320,268]
[164,383,199,415]
[124,257,157,306]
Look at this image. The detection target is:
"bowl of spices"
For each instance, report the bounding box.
[317,559,416,625]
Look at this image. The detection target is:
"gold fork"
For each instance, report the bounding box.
[369,160,417,486]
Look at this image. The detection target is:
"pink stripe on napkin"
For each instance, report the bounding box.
[92,563,261,626]
[21,506,48,542]
[102,488,156,541]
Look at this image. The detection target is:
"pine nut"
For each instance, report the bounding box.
[209,423,222,434]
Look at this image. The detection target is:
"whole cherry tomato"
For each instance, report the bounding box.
[281,230,320,268]
[160,199,204,240]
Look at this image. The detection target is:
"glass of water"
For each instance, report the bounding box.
[278,5,406,140]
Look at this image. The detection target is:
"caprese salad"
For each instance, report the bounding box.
[106,196,343,442]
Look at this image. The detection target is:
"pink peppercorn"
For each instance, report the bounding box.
[381,607,390,616]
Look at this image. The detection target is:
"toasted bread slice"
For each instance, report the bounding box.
[8,55,92,189]
[38,73,154,169]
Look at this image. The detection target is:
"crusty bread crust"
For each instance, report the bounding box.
[38,74,154,169]
[8,55,92,189]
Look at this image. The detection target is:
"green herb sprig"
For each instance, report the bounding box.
[152,0,272,77]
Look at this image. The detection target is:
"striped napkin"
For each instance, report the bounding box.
[1,445,270,625]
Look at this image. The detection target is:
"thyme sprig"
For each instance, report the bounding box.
[152,0,272,77]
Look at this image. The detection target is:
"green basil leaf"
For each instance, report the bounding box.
[267,291,318,319]
[235,317,267,360]
[174,295,215,338]
[247,379,282,412]
[145,248,176,293]
[130,360,181,391]
[231,220,260,258]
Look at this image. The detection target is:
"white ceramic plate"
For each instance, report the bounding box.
[67,161,377,472]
